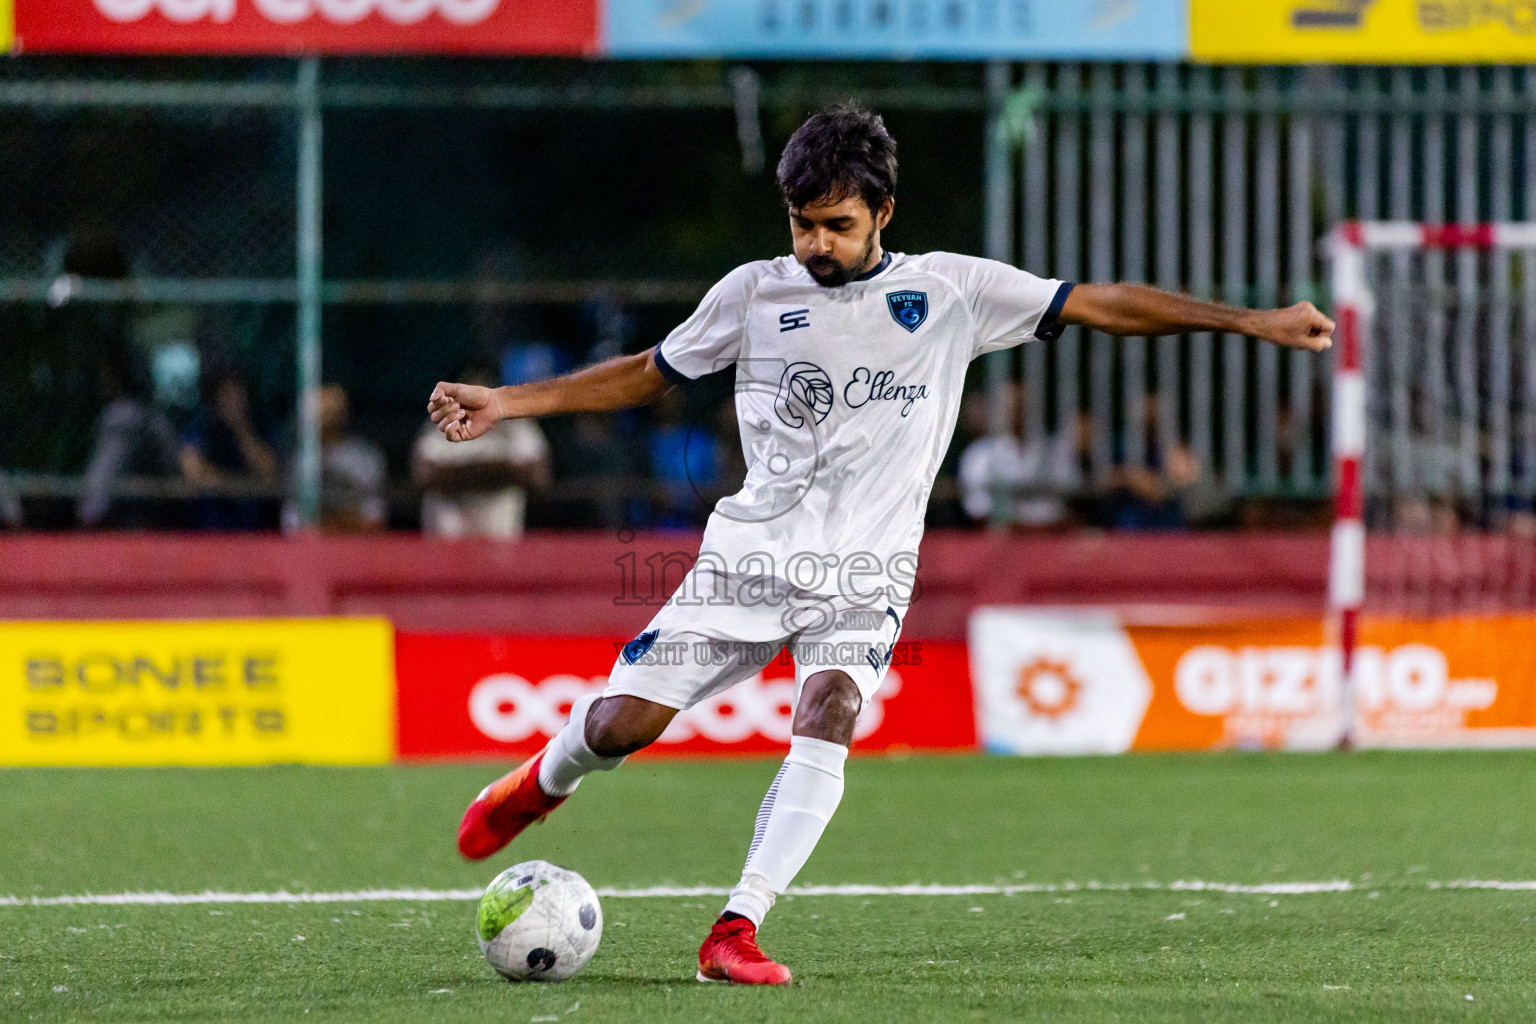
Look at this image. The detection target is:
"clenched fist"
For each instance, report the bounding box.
[1251,302,1335,353]
[428,381,503,442]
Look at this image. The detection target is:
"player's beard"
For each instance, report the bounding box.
[804,227,878,288]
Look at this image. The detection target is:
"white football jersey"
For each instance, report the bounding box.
[654,250,1071,608]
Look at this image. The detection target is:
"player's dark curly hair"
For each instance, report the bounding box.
[776,103,897,213]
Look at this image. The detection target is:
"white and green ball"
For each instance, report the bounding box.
[476,860,603,982]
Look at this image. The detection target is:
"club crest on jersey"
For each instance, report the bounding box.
[886,290,928,333]
[621,629,660,665]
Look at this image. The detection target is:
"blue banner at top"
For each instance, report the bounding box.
[605,0,1188,60]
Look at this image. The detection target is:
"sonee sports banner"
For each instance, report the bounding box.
[0,618,395,766]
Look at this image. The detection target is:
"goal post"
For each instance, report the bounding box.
[1328,221,1536,746]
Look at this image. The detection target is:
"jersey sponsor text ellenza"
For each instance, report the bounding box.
[654,251,1072,603]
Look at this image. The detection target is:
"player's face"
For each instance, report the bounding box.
[789,195,894,288]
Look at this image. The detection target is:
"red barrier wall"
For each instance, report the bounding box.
[396,633,975,758]
[0,531,1334,639]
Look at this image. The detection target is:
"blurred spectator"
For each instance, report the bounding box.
[712,400,748,499]
[0,469,20,529]
[1169,443,1235,528]
[958,383,1074,529]
[648,389,716,529]
[1507,440,1536,538]
[1236,400,1330,530]
[580,289,636,365]
[179,369,279,531]
[412,366,550,540]
[30,228,141,483]
[78,348,181,528]
[554,414,630,529]
[1383,387,1460,535]
[288,384,387,533]
[1105,394,1224,531]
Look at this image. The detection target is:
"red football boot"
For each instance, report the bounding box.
[456,751,567,860]
[696,917,793,985]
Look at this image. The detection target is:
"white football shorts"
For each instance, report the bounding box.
[602,566,906,712]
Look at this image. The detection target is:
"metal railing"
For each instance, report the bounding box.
[0,60,990,530]
[4,60,1534,530]
[980,63,1536,514]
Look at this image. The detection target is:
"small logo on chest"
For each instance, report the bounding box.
[778,308,811,332]
[886,290,928,333]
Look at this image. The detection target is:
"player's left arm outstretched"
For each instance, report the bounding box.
[1059,283,1334,352]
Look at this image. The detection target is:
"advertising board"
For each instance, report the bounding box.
[12,0,596,54]
[605,0,1188,59]
[0,618,395,766]
[971,608,1536,753]
[395,632,976,758]
[1191,0,1536,63]
[16,0,1536,60]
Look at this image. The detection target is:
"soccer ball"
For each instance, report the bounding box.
[476,860,603,982]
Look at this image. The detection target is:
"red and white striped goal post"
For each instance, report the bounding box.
[1326,221,1536,745]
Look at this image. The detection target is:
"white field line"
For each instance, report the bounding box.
[2,878,1532,907]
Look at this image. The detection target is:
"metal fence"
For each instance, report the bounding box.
[982,62,1536,522]
[0,65,309,528]
[2,60,1532,531]
[0,59,992,531]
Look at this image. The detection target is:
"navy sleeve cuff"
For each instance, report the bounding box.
[1036,282,1075,341]
[652,346,693,386]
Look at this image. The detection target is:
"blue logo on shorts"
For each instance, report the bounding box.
[865,607,903,673]
[886,291,928,333]
[621,629,660,665]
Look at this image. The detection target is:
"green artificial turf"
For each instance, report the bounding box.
[3,752,1535,1022]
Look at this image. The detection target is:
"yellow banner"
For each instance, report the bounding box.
[0,619,394,766]
[1,0,12,53]
[1192,0,1536,63]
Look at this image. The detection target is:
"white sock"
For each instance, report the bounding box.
[536,693,625,797]
[723,735,848,926]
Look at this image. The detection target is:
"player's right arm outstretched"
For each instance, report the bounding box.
[428,348,673,442]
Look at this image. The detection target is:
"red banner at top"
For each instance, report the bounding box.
[14,0,596,55]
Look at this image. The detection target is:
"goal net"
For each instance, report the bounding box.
[1328,222,1536,746]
